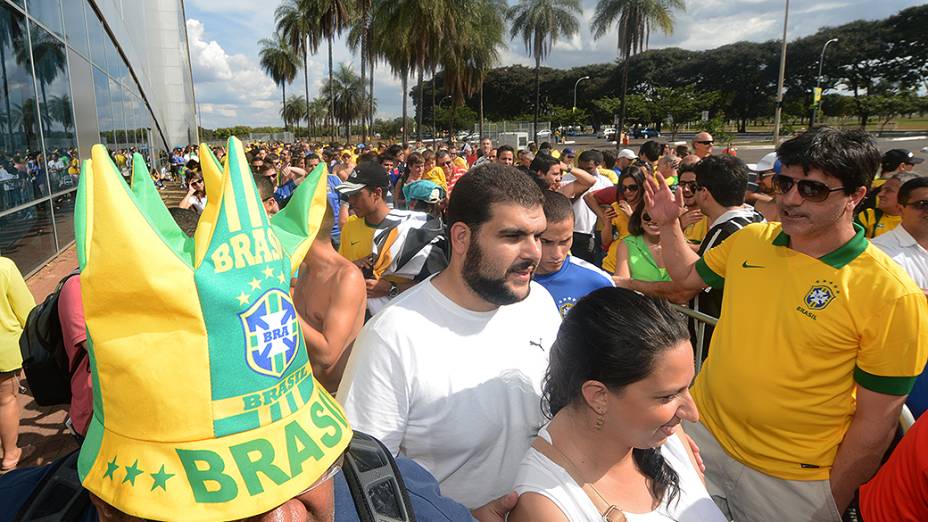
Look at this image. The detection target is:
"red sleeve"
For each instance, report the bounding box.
[57,276,86,354]
[593,185,617,205]
[859,414,928,521]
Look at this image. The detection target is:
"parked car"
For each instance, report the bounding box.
[597,127,615,139]
[536,129,552,138]
[630,128,661,139]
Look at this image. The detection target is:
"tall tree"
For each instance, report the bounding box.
[592,0,685,146]
[347,0,374,142]
[321,63,375,141]
[372,5,414,144]
[259,31,301,130]
[509,0,582,143]
[317,0,354,142]
[282,95,308,135]
[275,0,321,132]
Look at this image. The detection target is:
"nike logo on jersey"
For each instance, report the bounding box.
[741,261,764,269]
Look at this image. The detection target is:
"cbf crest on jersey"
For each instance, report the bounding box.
[73,138,351,521]
[804,280,840,310]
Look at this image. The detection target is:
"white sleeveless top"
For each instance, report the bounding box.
[513,425,727,521]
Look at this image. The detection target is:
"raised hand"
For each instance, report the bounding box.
[644,172,685,227]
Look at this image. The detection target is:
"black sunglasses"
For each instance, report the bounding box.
[440,161,453,167]
[621,184,640,192]
[642,212,653,222]
[772,174,844,202]
[679,180,699,192]
[695,140,714,145]
[905,199,928,212]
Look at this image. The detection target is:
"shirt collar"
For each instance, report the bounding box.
[772,223,868,269]
[892,224,919,248]
[710,206,760,229]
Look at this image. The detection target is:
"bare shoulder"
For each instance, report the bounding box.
[333,257,365,289]
[509,492,570,522]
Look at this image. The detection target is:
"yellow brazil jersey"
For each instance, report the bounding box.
[693,222,928,480]
[610,206,631,242]
[855,208,901,239]
[453,156,467,170]
[422,167,448,192]
[338,215,378,263]
[684,215,708,244]
[598,167,618,184]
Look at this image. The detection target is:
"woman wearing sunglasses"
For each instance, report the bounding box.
[586,167,645,269]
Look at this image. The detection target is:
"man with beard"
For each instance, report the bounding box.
[645,126,928,521]
[338,163,561,509]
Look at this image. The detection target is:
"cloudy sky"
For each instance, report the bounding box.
[185,0,921,128]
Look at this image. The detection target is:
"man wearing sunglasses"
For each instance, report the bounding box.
[692,131,714,159]
[646,126,928,521]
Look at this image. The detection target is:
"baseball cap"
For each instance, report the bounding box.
[747,152,779,173]
[562,148,575,157]
[74,138,350,519]
[336,162,389,195]
[617,149,638,160]
[882,149,924,171]
[403,179,446,204]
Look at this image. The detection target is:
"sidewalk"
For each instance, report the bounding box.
[16,244,81,467]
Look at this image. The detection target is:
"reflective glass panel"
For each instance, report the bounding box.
[86,8,106,69]
[0,4,42,212]
[26,0,61,37]
[61,0,88,57]
[0,199,55,274]
[109,79,126,148]
[30,22,75,194]
[51,188,74,247]
[92,66,111,146]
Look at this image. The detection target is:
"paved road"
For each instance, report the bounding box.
[563,134,928,165]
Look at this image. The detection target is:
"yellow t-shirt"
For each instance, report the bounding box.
[0,257,34,371]
[684,216,709,244]
[338,215,378,263]
[610,207,631,242]
[855,208,901,239]
[693,223,928,480]
[598,167,618,184]
[453,156,467,170]
[422,167,448,192]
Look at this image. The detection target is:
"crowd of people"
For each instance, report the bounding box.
[0,125,926,521]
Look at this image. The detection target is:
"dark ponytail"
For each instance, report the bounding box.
[542,287,689,506]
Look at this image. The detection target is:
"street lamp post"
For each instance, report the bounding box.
[772,0,790,147]
[573,76,590,112]
[810,38,839,129]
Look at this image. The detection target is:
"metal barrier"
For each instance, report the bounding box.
[670,303,917,434]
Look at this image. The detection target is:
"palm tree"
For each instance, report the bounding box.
[307,96,330,140]
[259,31,301,130]
[346,1,373,142]
[439,0,506,141]
[509,0,581,144]
[18,27,65,133]
[321,63,374,142]
[374,16,413,143]
[317,0,354,142]
[592,0,685,145]
[373,0,448,143]
[282,95,308,136]
[47,94,73,132]
[275,0,321,132]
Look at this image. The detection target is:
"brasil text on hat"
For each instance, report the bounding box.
[335,162,389,196]
[74,137,351,520]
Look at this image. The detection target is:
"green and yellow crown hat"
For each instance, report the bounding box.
[74,137,352,520]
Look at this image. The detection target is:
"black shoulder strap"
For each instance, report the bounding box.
[342,431,416,522]
[14,450,89,522]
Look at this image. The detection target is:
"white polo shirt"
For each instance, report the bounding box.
[872,224,928,290]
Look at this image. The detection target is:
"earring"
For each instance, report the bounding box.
[594,410,605,431]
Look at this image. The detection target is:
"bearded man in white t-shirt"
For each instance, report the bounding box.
[338,163,562,509]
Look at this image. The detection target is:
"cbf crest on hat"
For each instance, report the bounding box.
[74,137,351,520]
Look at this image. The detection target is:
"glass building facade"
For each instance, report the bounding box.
[0,0,196,275]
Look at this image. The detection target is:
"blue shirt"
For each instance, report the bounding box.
[326,174,344,240]
[534,255,614,317]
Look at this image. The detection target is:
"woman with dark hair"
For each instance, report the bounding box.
[179,172,207,215]
[589,166,645,273]
[511,288,724,521]
[394,152,425,209]
[612,202,672,283]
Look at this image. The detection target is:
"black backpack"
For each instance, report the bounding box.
[18,270,83,407]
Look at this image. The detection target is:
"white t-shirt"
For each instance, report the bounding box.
[514,425,727,521]
[563,173,612,234]
[337,277,562,508]
[872,224,928,290]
